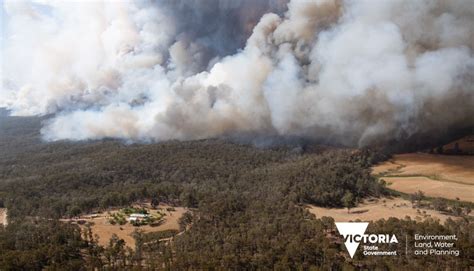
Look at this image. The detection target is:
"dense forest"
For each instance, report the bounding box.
[0,111,472,270]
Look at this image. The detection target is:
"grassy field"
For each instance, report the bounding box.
[373,153,474,184]
[372,153,474,202]
[383,176,474,202]
[307,197,457,223]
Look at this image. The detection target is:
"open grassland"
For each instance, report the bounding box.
[373,153,474,184]
[307,197,458,223]
[383,176,474,202]
[372,153,474,202]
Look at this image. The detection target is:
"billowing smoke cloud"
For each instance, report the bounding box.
[1,0,473,146]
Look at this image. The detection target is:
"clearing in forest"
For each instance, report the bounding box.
[307,197,460,223]
[0,208,7,226]
[62,204,187,248]
[372,153,474,202]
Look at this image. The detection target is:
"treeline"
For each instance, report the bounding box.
[1,143,383,220]
[0,220,85,270]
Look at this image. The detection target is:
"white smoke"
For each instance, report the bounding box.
[1,0,473,146]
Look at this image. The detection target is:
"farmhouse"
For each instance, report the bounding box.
[128,213,149,222]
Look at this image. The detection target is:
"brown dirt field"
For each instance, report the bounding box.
[307,197,456,223]
[62,205,187,248]
[0,208,7,226]
[383,176,474,202]
[371,160,402,175]
[373,153,474,185]
[444,135,474,154]
[372,153,474,202]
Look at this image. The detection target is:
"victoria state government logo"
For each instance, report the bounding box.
[335,222,398,258]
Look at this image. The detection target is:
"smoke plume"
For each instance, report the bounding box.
[1,0,473,146]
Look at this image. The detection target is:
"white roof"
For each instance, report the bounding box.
[130,213,148,218]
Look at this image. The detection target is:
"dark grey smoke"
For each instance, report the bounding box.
[162,0,288,60]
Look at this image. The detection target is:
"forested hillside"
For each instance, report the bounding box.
[0,112,472,270]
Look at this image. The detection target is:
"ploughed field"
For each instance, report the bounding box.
[372,153,474,202]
